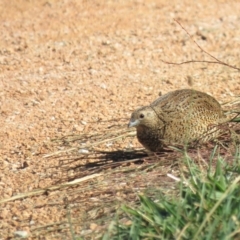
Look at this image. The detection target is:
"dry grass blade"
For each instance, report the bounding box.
[222,97,240,123]
[0,173,101,204]
[44,124,135,158]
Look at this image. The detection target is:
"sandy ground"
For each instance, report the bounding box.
[0,0,240,238]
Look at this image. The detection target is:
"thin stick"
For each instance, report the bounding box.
[161,19,240,71]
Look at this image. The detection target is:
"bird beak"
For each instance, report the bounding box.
[128,119,139,128]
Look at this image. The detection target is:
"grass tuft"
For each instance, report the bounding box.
[104,149,240,240]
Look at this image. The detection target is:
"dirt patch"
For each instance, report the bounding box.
[0,0,240,238]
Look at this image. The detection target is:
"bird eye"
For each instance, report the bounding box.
[139,113,144,119]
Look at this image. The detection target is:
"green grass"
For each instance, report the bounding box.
[104,147,240,240]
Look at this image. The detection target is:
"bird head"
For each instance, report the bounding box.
[128,106,157,129]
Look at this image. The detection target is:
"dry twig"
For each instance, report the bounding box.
[161,19,240,71]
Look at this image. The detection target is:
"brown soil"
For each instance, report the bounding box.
[0,0,240,239]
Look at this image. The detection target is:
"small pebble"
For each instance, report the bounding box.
[14,231,28,238]
[79,149,89,154]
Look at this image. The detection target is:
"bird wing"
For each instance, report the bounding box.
[150,89,222,121]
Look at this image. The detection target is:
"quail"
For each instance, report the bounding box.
[128,89,225,152]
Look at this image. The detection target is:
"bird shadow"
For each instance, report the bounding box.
[51,148,176,184]
[84,149,148,167]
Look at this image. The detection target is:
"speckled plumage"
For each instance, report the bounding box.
[128,89,225,152]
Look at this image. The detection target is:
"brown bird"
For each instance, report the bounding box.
[128,89,225,152]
